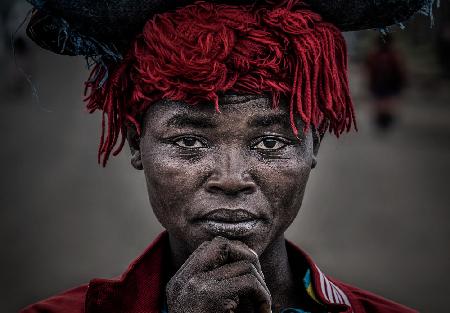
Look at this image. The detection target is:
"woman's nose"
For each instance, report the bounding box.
[205,148,257,195]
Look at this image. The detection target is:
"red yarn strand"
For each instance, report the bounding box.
[84,1,355,166]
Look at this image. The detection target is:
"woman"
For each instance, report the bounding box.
[22,0,426,312]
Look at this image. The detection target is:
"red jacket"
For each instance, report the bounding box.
[22,232,418,313]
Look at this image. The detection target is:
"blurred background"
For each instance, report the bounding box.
[0,1,449,312]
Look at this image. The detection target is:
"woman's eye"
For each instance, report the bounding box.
[174,137,205,149]
[253,138,287,151]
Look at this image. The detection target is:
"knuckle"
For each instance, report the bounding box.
[210,237,229,250]
[213,242,230,264]
[187,276,209,295]
[186,276,199,290]
[196,240,211,252]
[247,274,270,298]
[249,274,260,288]
[242,273,259,288]
[211,236,228,246]
[240,261,254,273]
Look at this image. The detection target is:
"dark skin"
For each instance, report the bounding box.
[128,94,321,313]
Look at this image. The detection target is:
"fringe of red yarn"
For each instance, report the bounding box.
[85,0,356,166]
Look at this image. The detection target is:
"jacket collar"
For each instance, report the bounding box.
[286,240,354,313]
[85,232,353,313]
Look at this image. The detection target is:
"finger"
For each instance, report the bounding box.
[215,273,272,313]
[204,261,270,296]
[178,237,265,283]
[177,236,231,277]
[176,239,212,274]
[167,240,214,295]
[221,239,265,279]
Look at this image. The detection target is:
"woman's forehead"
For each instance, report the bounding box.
[143,94,294,131]
[153,93,273,110]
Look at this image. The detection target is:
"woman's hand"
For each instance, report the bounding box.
[166,236,272,313]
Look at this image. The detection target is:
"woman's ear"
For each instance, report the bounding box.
[311,127,322,169]
[127,127,143,170]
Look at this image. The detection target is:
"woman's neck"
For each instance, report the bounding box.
[259,234,302,312]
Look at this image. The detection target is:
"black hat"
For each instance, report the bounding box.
[26,0,431,60]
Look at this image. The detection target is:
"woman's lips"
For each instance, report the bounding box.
[202,208,258,222]
[195,209,264,237]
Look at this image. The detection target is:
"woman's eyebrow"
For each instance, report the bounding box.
[247,113,290,129]
[165,113,217,129]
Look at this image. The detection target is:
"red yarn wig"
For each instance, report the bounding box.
[85,0,355,166]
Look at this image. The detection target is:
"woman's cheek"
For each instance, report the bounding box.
[260,163,310,216]
[144,152,206,209]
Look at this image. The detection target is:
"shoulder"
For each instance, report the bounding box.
[20,284,88,313]
[285,240,418,313]
[333,280,419,313]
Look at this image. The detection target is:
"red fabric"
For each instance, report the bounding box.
[84,0,355,166]
[20,285,88,313]
[21,231,417,313]
[339,283,418,313]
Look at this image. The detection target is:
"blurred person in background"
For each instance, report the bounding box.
[365,34,407,132]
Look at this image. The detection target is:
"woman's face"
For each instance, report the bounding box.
[134,94,319,256]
